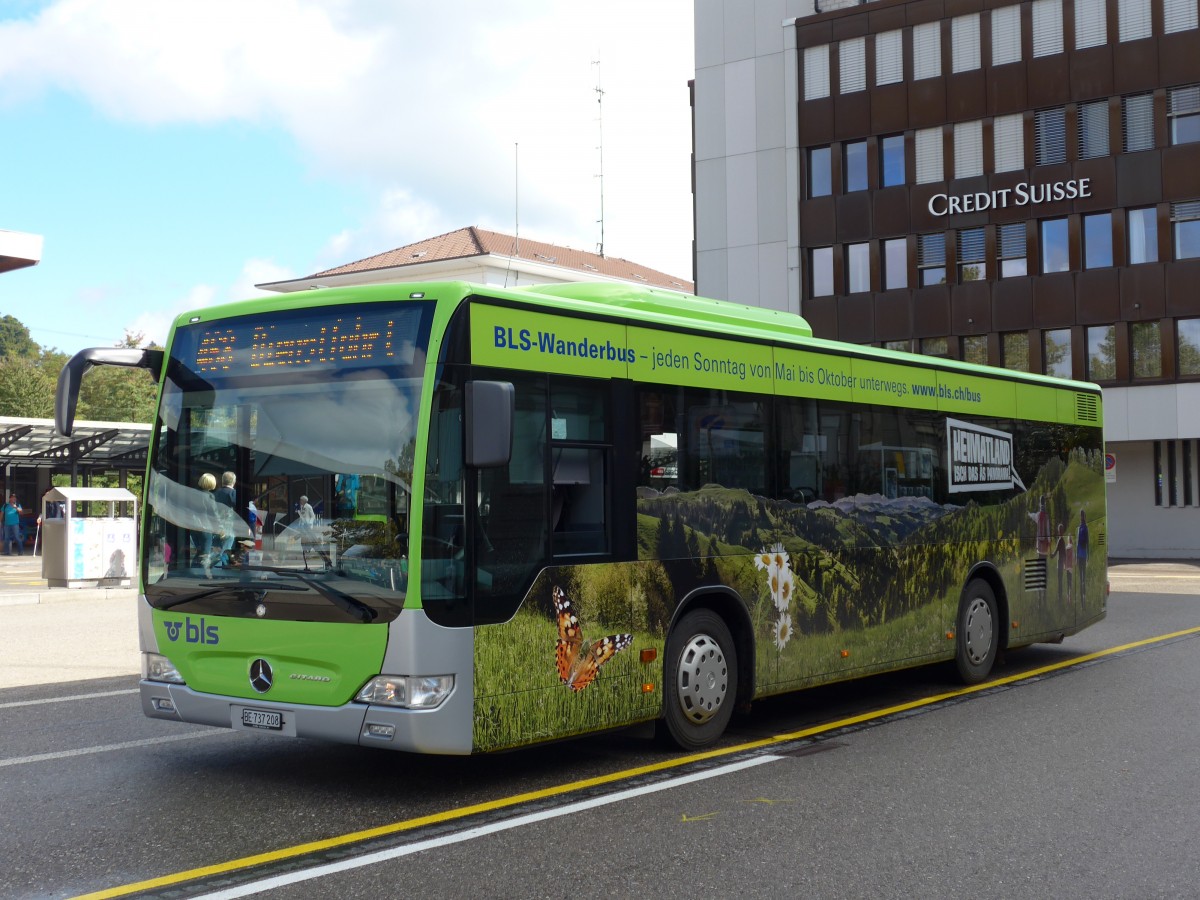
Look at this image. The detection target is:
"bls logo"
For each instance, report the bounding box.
[163,617,220,645]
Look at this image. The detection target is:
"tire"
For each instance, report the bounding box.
[660,608,738,751]
[955,579,999,684]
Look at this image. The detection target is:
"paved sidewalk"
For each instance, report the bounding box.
[0,555,139,689]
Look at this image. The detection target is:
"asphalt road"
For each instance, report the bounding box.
[1,563,1198,900]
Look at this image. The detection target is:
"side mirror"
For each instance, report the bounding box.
[465,380,514,468]
[56,347,164,436]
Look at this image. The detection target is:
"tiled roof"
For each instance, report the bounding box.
[308,226,693,292]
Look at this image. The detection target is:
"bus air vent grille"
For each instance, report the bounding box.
[1023,557,1048,592]
[1075,393,1099,422]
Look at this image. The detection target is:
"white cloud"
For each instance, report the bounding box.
[1,0,695,280]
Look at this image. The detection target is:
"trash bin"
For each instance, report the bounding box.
[41,487,138,588]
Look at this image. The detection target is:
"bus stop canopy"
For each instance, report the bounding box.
[0,416,151,472]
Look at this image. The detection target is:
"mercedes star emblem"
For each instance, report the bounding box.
[249,658,273,693]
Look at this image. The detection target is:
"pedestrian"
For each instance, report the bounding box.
[3,493,22,556]
[214,472,238,565]
[1076,509,1089,606]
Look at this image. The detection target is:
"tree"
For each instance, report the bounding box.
[0,355,55,417]
[0,315,38,360]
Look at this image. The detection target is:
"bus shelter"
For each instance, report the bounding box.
[40,486,138,588]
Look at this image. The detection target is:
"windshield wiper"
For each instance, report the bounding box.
[156,582,307,612]
[238,565,379,623]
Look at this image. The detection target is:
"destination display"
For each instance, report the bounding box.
[175,302,431,377]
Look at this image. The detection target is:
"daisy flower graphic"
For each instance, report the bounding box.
[773,613,793,651]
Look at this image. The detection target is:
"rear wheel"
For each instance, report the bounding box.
[661,608,737,751]
[955,579,999,684]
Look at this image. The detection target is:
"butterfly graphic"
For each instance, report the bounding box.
[553,585,632,692]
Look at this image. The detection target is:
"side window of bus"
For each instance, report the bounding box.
[475,373,549,614]
[638,387,766,496]
[549,377,609,556]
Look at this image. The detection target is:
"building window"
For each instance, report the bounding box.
[1153,440,1165,506]
[804,45,830,100]
[1079,101,1110,158]
[844,141,868,192]
[952,14,981,72]
[840,38,866,94]
[915,128,944,184]
[1131,321,1162,378]
[1084,213,1113,268]
[1087,325,1117,380]
[1041,217,1070,273]
[1178,318,1200,375]
[884,340,914,352]
[958,228,986,281]
[918,234,946,286]
[883,238,908,289]
[1032,0,1064,56]
[913,23,941,80]
[953,121,983,179]
[1035,108,1067,165]
[1002,332,1030,371]
[1043,329,1073,378]
[1123,93,1155,152]
[1119,0,1153,41]
[963,334,989,365]
[811,247,834,297]
[1169,85,1200,144]
[876,30,903,86]
[1129,207,1159,263]
[809,146,832,198]
[881,135,905,187]
[1164,0,1199,32]
[846,242,870,293]
[1076,0,1108,47]
[1173,201,1200,259]
[993,114,1024,172]
[921,337,950,357]
[999,223,1028,276]
[991,6,1022,65]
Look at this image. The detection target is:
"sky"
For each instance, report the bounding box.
[0,0,696,356]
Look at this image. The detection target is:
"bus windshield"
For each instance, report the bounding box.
[142,301,434,624]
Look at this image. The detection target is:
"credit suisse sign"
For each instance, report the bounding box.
[928,177,1092,216]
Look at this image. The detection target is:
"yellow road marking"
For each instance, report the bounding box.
[71,624,1200,900]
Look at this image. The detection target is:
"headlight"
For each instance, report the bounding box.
[355,674,454,709]
[142,652,185,684]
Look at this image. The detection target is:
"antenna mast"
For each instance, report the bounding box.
[593,59,605,258]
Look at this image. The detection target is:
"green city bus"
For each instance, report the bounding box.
[56,281,1106,753]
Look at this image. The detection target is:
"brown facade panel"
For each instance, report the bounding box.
[834,93,873,141]
[1073,158,1117,214]
[1160,144,1200,203]
[802,296,839,340]
[874,291,915,340]
[906,0,947,26]
[1119,264,1164,319]
[908,80,947,129]
[1077,267,1123,323]
[909,182,948,233]
[867,4,907,32]
[950,280,991,333]
[1160,32,1200,86]
[873,187,912,237]
[832,15,870,40]
[1069,46,1114,103]
[838,294,876,342]
[946,70,986,121]
[1112,38,1161,95]
[1115,152,1163,209]
[986,64,1028,116]
[992,277,1033,330]
[870,83,910,133]
[988,170,1033,224]
[835,193,874,242]
[912,285,951,336]
[1166,260,1200,316]
[794,21,834,50]
[800,99,835,147]
[1026,55,1071,108]
[944,0,983,17]
[1032,272,1077,327]
[800,197,837,246]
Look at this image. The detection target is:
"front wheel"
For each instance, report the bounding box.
[660,608,738,751]
[955,579,999,684]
